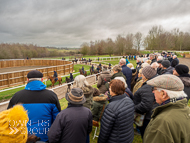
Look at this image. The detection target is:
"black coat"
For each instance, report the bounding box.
[48,104,92,143]
[151,59,157,64]
[133,81,158,120]
[121,65,132,90]
[98,94,134,143]
[179,76,190,102]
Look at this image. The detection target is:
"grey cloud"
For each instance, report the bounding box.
[0,0,190,47]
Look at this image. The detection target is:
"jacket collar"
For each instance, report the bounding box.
[151,98,187,118]
[121,65,126,68]
[93,95,107,102]
[67,103,83,108]
[109,94,126,102]
[25,80,46,91]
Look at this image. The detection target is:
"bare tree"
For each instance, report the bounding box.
[134,32,142,51]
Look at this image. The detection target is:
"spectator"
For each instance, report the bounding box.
[98,79,134,143]
[161,60,174,74]
[149,54,156,64]
[171,55,179,65]
[171,58,178,68]
[7,70,61,142]
[136,58,142,72]
[93,88,100,97]
[0,105,29,143]
[146,60,151,65]
[127,63,137,91]
[97,67,111,94]
[157,60,163,75]
[133,69,143,94]
[144,75,190,143]
[143,58,148,63]
[141,63,149,68]
[173,64,190,102]
[74,75,94,109]
[119,58,132,90]
[133,63,159,138]
[48,88,92,143]
[91,93,108,122]
[157,56,163,61]
[126,58,130,65]
[115,77,134,100]
[110,65,126,81]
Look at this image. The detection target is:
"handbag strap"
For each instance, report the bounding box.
[99,104,105,122]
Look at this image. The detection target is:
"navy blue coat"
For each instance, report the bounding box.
[121,65,132,90]
[98,94,134,143]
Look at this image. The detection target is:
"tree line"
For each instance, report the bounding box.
[0,43,77,59]
[80,25,190,56]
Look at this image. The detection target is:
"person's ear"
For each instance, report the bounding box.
[41,78,43,82]
[27,78,29,82]
[162,90,168,99]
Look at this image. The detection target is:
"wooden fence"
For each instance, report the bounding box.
[0,60,74,89]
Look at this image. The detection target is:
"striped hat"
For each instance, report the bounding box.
[147,74,184,91]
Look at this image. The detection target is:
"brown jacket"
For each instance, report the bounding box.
[97,71,111,94]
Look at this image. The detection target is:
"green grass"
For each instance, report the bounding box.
[59,83,142,143]
[93,60,137,67]
[0,64,91,101]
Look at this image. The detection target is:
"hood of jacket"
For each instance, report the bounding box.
[25,80,46,91]
[111,72,126,80]
[102,71,110,74]
[81,85,94,97]
[93,94,107,102]
[179,77,190,87]
[164,66,174,73]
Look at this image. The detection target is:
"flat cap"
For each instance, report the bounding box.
[147,74,184,91]
[27,70,43,78]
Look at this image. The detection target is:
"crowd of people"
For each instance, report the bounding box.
[0,52,190,143]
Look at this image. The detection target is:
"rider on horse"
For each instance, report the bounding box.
[109,63,111,68]
[91,64,94,72]
[99,63,102,69]
[70,73,74,82]
[82,66,85,74]
[82,57,83,61]
[53,71,58,82]
[96,65,100,73]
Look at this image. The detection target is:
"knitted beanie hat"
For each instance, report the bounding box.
[171,59,178,67]
[175,64,189,76]
[157,60,163,64]
[142,62,159,79]
[0,105,29,143]
[147,74,184,91]
[161,60,171,68]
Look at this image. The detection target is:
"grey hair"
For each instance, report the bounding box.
[149,54,155,59]
[29,78,42,81]
[74,75,89,88]
[119,58,126,65]
[137,58,141,62]
[157,56,163,61]
[157,88,187,99]
[114,77,127,88]
[173,55,177,58]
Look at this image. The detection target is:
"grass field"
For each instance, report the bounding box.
[93,60,137,67]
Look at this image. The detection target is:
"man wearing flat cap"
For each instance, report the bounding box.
[48,88,92,143]
[143,75,190,143]
[8,70,61,142]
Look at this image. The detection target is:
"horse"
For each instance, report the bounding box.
[79,69,87,76]
[65,77,74,92]
[47,75,62,87]
[90,67,99,80]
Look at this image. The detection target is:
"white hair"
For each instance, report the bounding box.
[137,58,141,62]
[74,75,89,88]
[141,63,149,68]
[157,56,163,61]
[173,55,177,58]
[157,88,187,99]
[29,78,42,81]
[143,58,148,63]
[114,77,127,88]
[120,58,126,65]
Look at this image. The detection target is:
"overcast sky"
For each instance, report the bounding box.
[0,0,190,47]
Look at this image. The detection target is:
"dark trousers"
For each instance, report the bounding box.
[138,119,150,139]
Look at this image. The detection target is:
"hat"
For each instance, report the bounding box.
[147,74,184,91]
[114,77,127,88]
[175,64,189,76]
[157,60,163,64]
[65,88,86,104]
[161,60,171,68]
[142,63,158,79]
[93,88,100,97]
[27,70,43,78]
[171,59,178,67]
[0,105,29,143]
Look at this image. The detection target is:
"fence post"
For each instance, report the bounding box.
[23,71,25,84]
[7,73,10,87]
